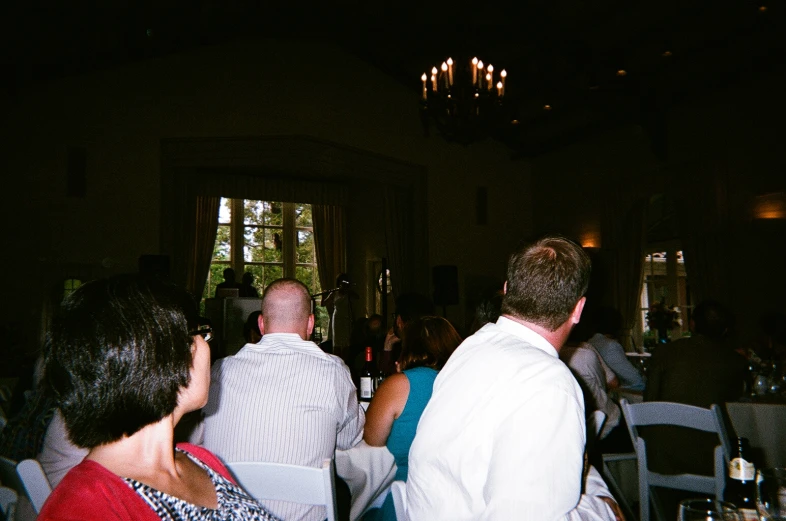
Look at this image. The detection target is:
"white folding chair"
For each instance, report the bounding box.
[620,399,731,521]
[0,486,17,521]
[390,480,409,521]
[16,459,52,513]
[227,458,337,521]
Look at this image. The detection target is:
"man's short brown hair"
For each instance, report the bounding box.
[500,235,591,331]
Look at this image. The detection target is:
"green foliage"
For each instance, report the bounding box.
[203,199,326,333]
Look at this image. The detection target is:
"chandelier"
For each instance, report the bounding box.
[419,56,516,145]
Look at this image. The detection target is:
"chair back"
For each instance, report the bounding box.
[227,458,337,521]
[16,459,52,513]
[0,486,17,521]
[390,480,409,521]
[620,399,731,521]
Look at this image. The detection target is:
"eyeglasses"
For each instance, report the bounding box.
[190,326,213,343]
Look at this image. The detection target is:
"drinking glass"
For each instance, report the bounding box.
[757,468,786,520]
[677,499,742,521]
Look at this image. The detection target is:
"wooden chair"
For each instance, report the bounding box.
[620,399,731,521]
[226,458,337,521]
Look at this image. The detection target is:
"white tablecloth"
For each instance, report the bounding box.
[336,441,397,521]
[726,402,786,468]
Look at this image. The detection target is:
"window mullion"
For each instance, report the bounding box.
[282,202,295,277]
[231,198,244,273]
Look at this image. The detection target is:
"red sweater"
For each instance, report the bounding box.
[38,443,234,521]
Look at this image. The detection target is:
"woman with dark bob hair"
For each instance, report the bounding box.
[362,316,461,521]
[38,274,279,521]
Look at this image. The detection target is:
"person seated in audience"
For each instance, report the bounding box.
[560,330,622,443]
[38,274,279,520]
[587,307,645,391]
[362,316,461,521]
[215,267,241,296]
[378,293,435,376]
[243,310,263,344]
[407,236,624,520]
[467,287,503,335]
[239,271,260,298]
[201,278,364,521]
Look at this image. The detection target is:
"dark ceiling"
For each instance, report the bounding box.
[2,1,783,157]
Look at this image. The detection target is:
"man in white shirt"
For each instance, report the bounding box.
[407,236,623,521]
[201,278,365,521]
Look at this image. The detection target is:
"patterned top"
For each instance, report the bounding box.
[123,449,280,521]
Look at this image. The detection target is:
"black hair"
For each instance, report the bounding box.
[692,300,733,340]
[45,274,199,448]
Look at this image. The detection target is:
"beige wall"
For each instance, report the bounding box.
[4,38,533,354]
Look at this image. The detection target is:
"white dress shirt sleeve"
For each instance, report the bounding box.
[566,466,618,521]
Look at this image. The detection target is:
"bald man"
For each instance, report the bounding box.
[201,278,365,521]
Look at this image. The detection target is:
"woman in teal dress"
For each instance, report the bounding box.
[362,316,462,521]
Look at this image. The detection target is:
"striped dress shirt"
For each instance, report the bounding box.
[202,333,365,521]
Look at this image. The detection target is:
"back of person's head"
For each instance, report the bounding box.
[336,273,351,287]
[593,306,623,337]
[244,310,262,343]
[366,314,384,335]
[242,272,254,285]
[261,278,312,331]
[501,235,592,331]
[472,290,504,332]
[45,274,199,448]
[398,316,462,372]
[223,268,236,282]
[692,300,733,340]
[395,292,436,323]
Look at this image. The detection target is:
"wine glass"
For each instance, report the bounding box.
[756,468,786,520]
[677,498,742,521]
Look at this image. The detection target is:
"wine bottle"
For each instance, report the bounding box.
[725,437,757,521]
[359,347,374,402]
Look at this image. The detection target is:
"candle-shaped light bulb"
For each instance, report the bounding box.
[477,60,484,70]
[497,81,503,97]
[441,62,449,88]
[500,69,507,91]
[472,57,478,84]
[487,64,494,89]
[447,57,454,85]
[485,72,492,90]
[431,67,439,91]
[477,61,485,87]
[421,73,428,100]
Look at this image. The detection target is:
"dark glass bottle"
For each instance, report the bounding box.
[359,347,374,402]
[725,437,756,517]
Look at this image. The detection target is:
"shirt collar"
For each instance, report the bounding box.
[495,316,559,358]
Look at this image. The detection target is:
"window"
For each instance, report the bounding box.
[204,198,326,331]
[637,246,692,349]
[63,279,82,301]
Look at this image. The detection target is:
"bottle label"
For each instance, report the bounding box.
[360,377,373,399]
[729,457,755,480]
